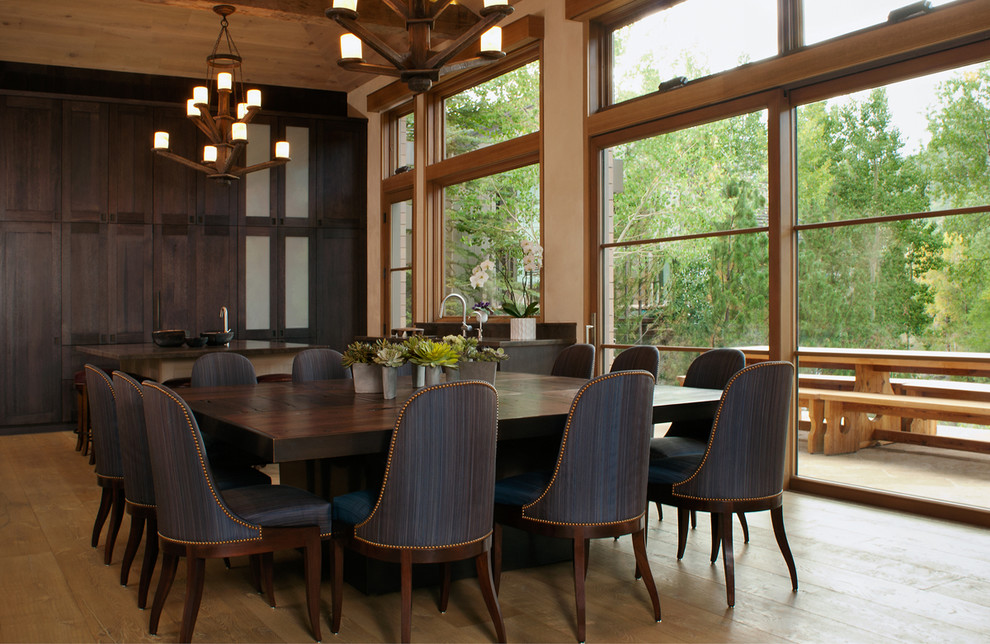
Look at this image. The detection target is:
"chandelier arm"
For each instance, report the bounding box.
[191,106,223,142]
[153,149,212,174]
[380,0,412,20]
[216,143,242,176]
[424,11,507,70]
[426,0,456,20]
[337,60,404,77]
[330,14,407,69]
[235,158,290,177]
[434,56,504,75]
[239,105,262,126]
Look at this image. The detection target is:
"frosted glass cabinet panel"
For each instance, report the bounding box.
[245,235,271,330]
[285,125,309,219]
[245,123,272,221]
[284,235,309,329]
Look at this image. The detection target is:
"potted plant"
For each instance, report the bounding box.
[502,240,543,340]
[342,340,382,393]
[442,335,477,381]
[459,346,508,384]
[407,338,459,387]
[374,341,407,399]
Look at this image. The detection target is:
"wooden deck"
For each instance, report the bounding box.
[3,429,990,642]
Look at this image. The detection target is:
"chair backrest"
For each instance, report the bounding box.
[609,345,660,379]
[672,361,794,502]
[664,348,746,440]
[355,381,498,548]
[292,348,351,383]
[551,343,595,379]
[523,371,655,525]
[112,371,156,507]
[141,380,262,544]
[84,364,123,480]
[190,352,257,387]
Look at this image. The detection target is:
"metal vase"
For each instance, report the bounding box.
[382,366,398,399]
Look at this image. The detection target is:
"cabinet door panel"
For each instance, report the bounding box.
[196,225,237,335]
[1,96,60,222]
[110,224,153,343]
[318,120,366,224]
[61,222,109,345]
[153,108,197,226]
[1,222,61,425]
[282,229,315,342]
[110,105,154,225]
[317,226,365,351]
[154,224,196,331]
[63,102,109,223]
[240,227,277,340]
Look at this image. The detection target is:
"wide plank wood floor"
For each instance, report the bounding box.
[2,429,989,643]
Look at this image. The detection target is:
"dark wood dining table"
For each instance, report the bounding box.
[180,371,724,464]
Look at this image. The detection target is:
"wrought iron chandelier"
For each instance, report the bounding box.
[326,0,514,94]
[153,5,289,182]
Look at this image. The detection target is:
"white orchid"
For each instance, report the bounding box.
[470,270,489,289]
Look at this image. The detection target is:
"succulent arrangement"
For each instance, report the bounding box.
[373,342,408,368]
[406,338,460,368]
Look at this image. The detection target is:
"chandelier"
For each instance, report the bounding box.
[152,5,289,182]
[326,0,514,94]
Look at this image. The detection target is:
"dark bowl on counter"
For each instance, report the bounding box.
[185,336,208,348]
[152,329,186,347]
[201,330,235,346]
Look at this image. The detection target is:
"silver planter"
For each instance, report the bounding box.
[423,365,443,387]
[457,360,497,384]
[351,363,383,393]
[382,366,399,399]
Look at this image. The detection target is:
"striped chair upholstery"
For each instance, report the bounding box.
[492,371,661,642]
[550,343,595,379]
[84,364,125,566]
[609,345,660,379]
[648,361,798,607]
[292,348,351,383]
[141,380,330,642]
[190,352,257,387]
[330,381,504,643]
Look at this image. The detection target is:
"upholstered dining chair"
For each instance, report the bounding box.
[112,371,272,609]
[551,343,595,379]
[190,352,257,387]
[647,361,798,607]
[84,364,125,566]
[648,348,747,550]
[609,345,660,379]
[329,381,504,644]
[292,348,351,383]
[493,370,661,643]
[141,380,332,643]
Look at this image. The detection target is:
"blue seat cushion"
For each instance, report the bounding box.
[650,436,707,460]
[331,488,378,526]
[222,484,332,536]
[648,455,703,486]
[214,464,271,491]
[494,471,553,507]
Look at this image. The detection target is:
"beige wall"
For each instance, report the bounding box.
[347,1,588,337]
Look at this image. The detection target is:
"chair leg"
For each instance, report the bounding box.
[710,513,721,564]
[104,487,125,565]
[770,507,798,591]
[138,517,158,609]
[737,512,750,543]
[261,552,276,607]
[690,509,697,529]
[675,508,689,560]
[150,552,179,635]
[330,539,343,634]
[120,513,146,586]
[302,533,322,642]
[475,551,506,643]
[180,557,207,643]
[655,501,663,522]
[631,528,661,623]
[439,562,451,613]
[248,554,262,594]
[572,528,587,643]
[492,523,503,594]
[583,538,591,580]
[719,512,735,607]
[400,550,413,644]
[92,487,113,548]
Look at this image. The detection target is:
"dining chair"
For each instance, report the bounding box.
[190,352,257,387]
[648,348,747,551]
[492,370,661,643]
[329,381,505,644]
[609,345,660,378]
[647,361,798,607]
[84,364,126,566]
[141,380,332,643]
[112,371,272,609]
[551,343,595,379]
[292,348,351,383]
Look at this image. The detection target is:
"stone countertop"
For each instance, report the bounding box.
[75,340,319,361]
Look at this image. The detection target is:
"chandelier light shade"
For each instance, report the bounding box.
[326,0,514,93]
[152,5,289,182]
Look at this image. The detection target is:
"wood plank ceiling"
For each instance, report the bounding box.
[0,0,495,93]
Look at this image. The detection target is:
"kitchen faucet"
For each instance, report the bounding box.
[439,293,472,337]
[220,305,229,333]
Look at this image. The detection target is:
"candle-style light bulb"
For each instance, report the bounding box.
[483,0,508,7]
[217,72,232,91]
[231,122,247,141]
[203,145,218,163]
[237,103,249,120]
[480,26,502,53]
[333,0,358,10]
[275,141,290,159]
[340,33,363,59]
[153,132,170,149]
[246,89,262,108]
[193,86,209,105]
[187,99,199,116]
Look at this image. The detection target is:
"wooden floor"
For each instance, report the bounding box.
[3,430,990,643]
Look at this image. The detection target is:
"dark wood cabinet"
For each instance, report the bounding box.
[0,96,61,222]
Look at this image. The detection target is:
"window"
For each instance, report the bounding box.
[389,107,415,175]
[610,0,777,105]
[802,0,959,46]
[601,109,769,382]
[386,199,413,332]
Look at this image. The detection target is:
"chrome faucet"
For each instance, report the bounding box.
[220,306,229,333]
[440,293,472,337]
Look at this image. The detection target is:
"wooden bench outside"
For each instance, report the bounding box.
[800,387,990,455]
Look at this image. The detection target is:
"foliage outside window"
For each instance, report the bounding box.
[802,0,958,47]
[443,165,541,316]
[387,199,413,331]
[390,109,414,175]
[602,110,769,383]
[610,0,776,105]
[796,62,990,353]
[443,60,540,158]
